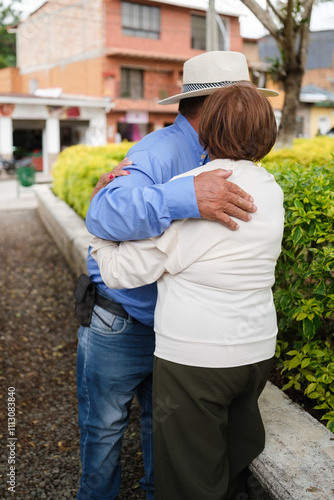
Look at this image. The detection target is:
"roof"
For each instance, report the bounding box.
[24,0,244,20]
[149,0,245,17]
[106,47,187,62]
[0,92,113,110]
[258,30,334,70]
[300,84,334,103]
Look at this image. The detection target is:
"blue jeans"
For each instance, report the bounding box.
[76,304,155,500]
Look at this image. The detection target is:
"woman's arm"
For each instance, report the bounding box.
[90,230,181,289]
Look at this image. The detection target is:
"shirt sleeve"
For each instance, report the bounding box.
[90,228,184,289]
[85,150,200,242]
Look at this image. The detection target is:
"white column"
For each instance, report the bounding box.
[0,117,13,158]
[44,117,60,174]
[85,110,107,146]
[206,0,218,51]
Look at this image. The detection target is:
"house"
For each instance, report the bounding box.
[0,91,112,174]
[256,30,334,137]
[10,0,246,144]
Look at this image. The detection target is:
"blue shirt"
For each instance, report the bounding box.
[86,113,207,326]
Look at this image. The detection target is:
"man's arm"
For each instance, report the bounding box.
[90,158,132,201]
[89,164,257,237]
[86,166,199,241]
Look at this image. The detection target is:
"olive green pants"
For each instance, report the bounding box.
[152,356,273,500]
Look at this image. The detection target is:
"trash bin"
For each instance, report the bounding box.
[16,159,36,197]
[16,165,35,187]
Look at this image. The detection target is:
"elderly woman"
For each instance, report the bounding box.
[90,83,285,500]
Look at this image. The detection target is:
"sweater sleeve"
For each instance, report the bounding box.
[90,227,184,289]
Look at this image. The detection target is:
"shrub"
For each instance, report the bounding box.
[262,136,334,169]
[276,340,334,432]
[264,140,334,432]
[266,161,334,343]
[52,143,135,219]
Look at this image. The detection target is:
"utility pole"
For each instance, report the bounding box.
[206,0,218,51]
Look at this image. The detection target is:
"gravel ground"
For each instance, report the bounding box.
[0,209,146,499]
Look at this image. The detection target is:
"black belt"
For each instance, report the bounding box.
[95,293,142,324]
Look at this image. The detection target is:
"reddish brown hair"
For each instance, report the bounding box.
[198,83,277,162]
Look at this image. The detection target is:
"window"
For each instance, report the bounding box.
[120,68,144,99]
[317,115,330,135]
[122,1,160,39]
[191,15,227,50]
[191,16,206,50]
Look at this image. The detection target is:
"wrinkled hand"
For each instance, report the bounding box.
[90,158,132,201]
[194,169,257,230]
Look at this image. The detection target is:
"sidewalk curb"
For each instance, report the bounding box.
[35,184,90,278]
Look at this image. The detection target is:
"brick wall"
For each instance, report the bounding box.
[17,0,105,73]
[302,68,334,92]
[0,67,21,93]
[104,0,241,60]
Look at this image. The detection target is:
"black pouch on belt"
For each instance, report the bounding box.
[73,274,96,327]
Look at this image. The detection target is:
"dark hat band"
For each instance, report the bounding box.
[182,81,240,93]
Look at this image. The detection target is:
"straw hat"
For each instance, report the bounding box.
[158,51,279,105]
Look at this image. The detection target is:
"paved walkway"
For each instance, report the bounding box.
[0,171,52,211]
[0,172,146,499]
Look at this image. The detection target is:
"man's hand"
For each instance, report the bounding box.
[194,169,257,230]
[90,158,132,201]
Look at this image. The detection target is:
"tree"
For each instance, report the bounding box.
[0,1,22,69]
[240,0,316,148]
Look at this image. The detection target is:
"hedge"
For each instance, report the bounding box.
[262,135,334,168]
[52,142,135,219]
[265,158,334,432]
[52,137,334,431]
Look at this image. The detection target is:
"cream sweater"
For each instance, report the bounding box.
[90,159,285,368]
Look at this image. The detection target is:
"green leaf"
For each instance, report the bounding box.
[304,382,317,395]
[294,200,304,209]
[314,281,326,296]
[322,374,331,384]
[288,356,302,369]
[301,358,310,369]
[292,225,303,246]
[314,403,330,410]
[282,381,294,391]
[303,318,315,340]
[308,391,323,399]
[327,420,334,432]
[304,372,316,382]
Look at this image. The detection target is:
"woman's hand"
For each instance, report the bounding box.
[90,158,132,201]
